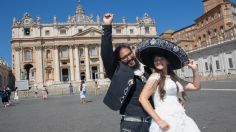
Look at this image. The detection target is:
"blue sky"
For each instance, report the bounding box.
[1,0,235,64]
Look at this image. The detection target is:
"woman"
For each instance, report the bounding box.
[42,85,48,100]
[136,38,201,132]
[79,81,86,104]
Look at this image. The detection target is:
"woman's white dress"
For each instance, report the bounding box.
[80,84,86,99]
[149,75,201,132]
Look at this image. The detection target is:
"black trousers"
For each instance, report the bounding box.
[120,120,150,132]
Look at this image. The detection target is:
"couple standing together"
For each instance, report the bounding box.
[101,13,201,132]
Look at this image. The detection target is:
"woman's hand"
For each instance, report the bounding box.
[187,59,198,71]
[103,13,113,25]
[157,120,170,131]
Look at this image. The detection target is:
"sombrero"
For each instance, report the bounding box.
[135,38,189,70]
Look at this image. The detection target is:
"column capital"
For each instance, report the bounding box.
[53,45,60,49]
[14,47,21,52]
[44,45,54,49]
[69,45,76,49]
[35,46,42,51]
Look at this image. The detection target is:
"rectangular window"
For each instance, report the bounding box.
[116,29,121,34]
[145,27,150,34]
[60,47,68,58]
[45,30,50,36]
[228,58,234,68]
[205,62,209,71]
[24,28,30,36]
[60,29,66,35]
[24,50,32,61]
[89,47,97,56]
[79,48,84,57]
[130,29,134,34]
[78,29,83,33]
[216,60,220,70]
[32,71,34,77]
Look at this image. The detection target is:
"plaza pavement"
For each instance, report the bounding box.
[0,80,236,132]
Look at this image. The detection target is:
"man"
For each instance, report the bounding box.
[101,13,152,132]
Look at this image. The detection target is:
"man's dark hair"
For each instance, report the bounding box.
[113,44,132,61]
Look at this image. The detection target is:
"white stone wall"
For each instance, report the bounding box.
[177,38,236,78]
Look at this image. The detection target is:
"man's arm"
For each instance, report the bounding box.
[101,13,116,79]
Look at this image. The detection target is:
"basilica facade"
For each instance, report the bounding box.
[11,3,157,86]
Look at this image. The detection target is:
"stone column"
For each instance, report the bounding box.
[75,46,81,81]
[14,47,21,81]
[199,57,204,76]
[54,46,60,82]
[98,46,104,79]
[69,46,75,81]
[233,49,236,69]
[85,45,90,80]
[35,46,44,85]
[223,52,228,74]
[210,56,216,76]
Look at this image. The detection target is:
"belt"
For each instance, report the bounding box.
[121,115,151,123]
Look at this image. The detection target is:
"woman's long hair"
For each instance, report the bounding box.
[153,60,187,101]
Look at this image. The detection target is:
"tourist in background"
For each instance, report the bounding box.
[13,87,19,101]
[34,83,38,98]
[6,86,11,105]
[69,83,74,95]
[1,88,9,107]
[79,81,86,104]
[94,80,99,96]
[42,85,48,100]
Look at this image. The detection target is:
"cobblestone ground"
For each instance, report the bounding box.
[0,80,236,132]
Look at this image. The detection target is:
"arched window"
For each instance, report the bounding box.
[145,27,150,34]
[46,50,52,59]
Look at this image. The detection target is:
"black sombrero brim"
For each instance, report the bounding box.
[135,38,189,70]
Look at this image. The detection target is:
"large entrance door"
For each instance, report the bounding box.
[62,68,69,82]
[91,66,98,80]
[24,64,33,81]
[80,72,85,81]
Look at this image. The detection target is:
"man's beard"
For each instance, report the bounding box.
[129,59,140,69]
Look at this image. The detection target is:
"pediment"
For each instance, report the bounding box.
[73,27,102,37]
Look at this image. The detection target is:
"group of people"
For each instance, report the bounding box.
[101,13,201,132]
[69,81,87,104]
[33,84,48,100]
[0,86,12,107]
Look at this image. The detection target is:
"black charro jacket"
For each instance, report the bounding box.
[101,25,152,112]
